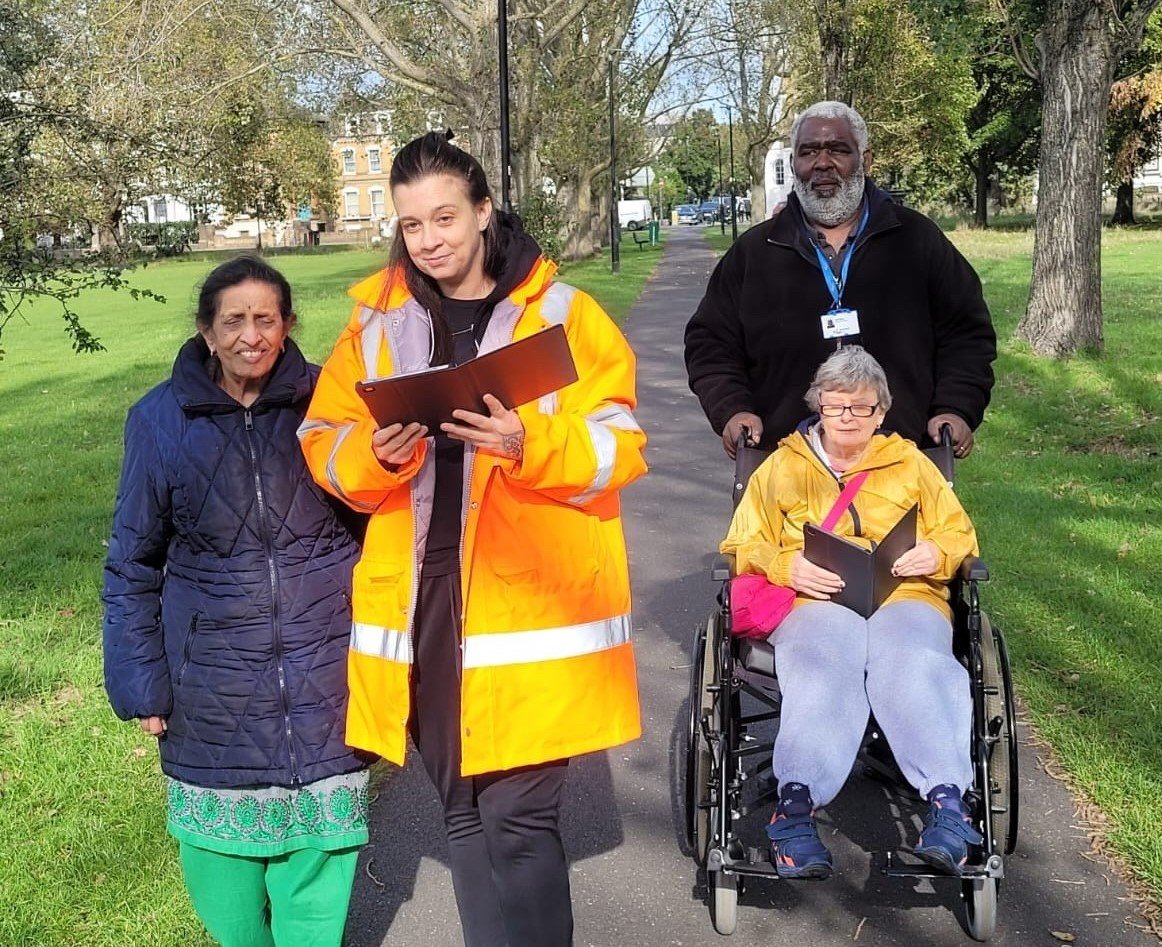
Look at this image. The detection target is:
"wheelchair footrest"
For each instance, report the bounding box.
[881,850,1004,880]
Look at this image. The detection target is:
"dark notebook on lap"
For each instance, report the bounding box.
[803,504,918,618]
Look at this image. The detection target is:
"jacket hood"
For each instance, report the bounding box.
[171,335,314,414]
[780,422,917,475]
[347,211,555,313]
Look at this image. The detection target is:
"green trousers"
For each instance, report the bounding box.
[179,842,360,947]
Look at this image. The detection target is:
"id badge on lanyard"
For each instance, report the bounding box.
[814,204,869,343]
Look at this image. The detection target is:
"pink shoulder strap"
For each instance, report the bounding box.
[820,470,870,532]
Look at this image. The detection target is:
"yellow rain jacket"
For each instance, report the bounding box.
[299,259,646,775]
[721,429,977,619]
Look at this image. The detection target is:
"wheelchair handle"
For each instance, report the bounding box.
[938,423,953,448]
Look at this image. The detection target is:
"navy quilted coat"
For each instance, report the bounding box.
[102,336,368,788]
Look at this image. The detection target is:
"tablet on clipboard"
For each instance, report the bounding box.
[355,324,578,430]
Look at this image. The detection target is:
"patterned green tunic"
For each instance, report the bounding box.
[166,771,370,857]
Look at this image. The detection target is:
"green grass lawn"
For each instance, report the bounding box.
[0,240,662,947]
[1,226,1159,940]
[947,228,1161,905]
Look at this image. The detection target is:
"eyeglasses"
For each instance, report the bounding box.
[819,403,880,418]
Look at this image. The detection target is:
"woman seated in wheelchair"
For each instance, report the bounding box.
[720,345,981,880]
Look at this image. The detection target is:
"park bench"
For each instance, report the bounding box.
[631,229,651,249]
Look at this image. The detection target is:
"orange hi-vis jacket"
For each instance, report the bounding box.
[299,258,647,776]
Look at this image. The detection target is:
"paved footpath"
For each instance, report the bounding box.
[346,225,1154,947]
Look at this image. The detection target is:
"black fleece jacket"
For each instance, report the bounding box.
[684,181,996,450]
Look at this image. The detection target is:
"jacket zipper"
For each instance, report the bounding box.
[455,445,479,682]
[244,408,299,784]
[177,614,198,685]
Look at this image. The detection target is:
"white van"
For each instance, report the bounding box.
[617,199,653,230]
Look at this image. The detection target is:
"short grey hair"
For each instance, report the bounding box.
[805,345,892,413]
[790,101,870,154]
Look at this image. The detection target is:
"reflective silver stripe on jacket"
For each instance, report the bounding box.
[537,283,577,414]
[461,613,632,669]
[329,425,378,512]
[567,405,643,506]
[359,306,384,380]
[296,417,377,512]
[350,622,413,664]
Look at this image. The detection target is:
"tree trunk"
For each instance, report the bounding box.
[973,159,989,228]
[1017,7,1112,356]
[559,174,598,261]
[1110,181,1135,225]
[815,0,851,100]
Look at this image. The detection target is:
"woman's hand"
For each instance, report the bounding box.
[442,394,525,460]
[891,540,941,577]
[372,422,428,466]
[139,715,167,737]
[789,551,844,600]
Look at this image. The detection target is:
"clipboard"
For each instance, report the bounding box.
[803,504,918,618]
[355,324,579,429]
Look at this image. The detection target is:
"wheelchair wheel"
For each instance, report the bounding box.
[980,614,1019,855]
[710,869,738,936]
[961,876,998,941]
[685,613,720,866]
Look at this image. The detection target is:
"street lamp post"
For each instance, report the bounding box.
[609,56,619,274]
[498,0,512,212]
[728,105,738,242]
[716,125,725,235]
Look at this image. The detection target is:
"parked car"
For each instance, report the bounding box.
[698,201,721,224]
[676,204,700,225]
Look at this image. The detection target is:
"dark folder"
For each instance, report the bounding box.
[355,324,579,430]
[803,504,918,618]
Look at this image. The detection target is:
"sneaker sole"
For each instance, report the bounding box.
[913,846,963,876]
[774,861,833,880]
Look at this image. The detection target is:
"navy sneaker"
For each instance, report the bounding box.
[914,784,984,875]
[767,783,833,880]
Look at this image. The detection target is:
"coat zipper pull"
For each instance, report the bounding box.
[244,409,254,430]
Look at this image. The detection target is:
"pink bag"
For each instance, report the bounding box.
[729,470,869,639]
[729,575,797,639]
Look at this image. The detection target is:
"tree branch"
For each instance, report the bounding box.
[325,0,470,106]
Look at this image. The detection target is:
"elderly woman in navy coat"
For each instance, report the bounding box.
[102,255,369,947]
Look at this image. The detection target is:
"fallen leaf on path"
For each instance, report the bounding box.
[1050,932,1075,942]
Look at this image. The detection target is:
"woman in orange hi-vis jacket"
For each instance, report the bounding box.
[299,131,646,946]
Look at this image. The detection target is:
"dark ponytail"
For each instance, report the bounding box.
[387,131,503,363]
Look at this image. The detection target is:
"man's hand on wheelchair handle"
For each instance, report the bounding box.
[790,552,844,600]
[927,413,974,458]
[891,540,941,577]
[723,412,763,459]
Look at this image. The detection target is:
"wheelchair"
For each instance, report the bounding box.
[682,429,1019,940]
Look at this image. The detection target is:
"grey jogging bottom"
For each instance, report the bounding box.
[769,599,973,806]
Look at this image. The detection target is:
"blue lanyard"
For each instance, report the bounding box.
[812,204,869,309]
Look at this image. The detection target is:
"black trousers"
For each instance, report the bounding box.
[410,572,573,947]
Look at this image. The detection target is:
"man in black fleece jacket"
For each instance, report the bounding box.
[685,101,996,458]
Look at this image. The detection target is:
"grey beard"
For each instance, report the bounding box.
[794,167,866,227]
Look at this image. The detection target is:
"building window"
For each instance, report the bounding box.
[344,189,360,218]
[344,115,360,138]
[152,199,168,223]
[370,187,386,219]
[368,147,381,173]
[342,149,356,175]
[774,157,785,186]
[1146,155,1161,173]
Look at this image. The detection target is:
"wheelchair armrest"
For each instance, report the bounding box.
[712,554,736,582]
[958,555,989,582]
